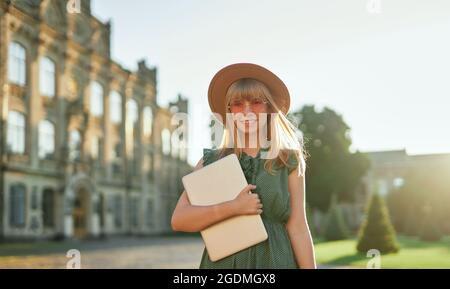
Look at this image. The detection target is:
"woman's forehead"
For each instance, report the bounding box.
[230,94,265,100]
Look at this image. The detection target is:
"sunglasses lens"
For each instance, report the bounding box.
[229,98,267,111]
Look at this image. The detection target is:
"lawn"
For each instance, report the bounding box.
[314,235,450,268]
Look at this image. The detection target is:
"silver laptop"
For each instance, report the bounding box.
[182,153,268,262]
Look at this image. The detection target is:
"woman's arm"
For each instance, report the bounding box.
[171,158,262,232]
[286,168,317,269]
[172,191,238,232]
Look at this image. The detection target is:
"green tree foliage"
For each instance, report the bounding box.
[357,193,399,254]
[291,105,370,212]
[323,194,349,241]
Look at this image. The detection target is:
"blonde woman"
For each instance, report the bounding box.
[171,63,316,269]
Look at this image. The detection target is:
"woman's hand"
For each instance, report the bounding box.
[231,184,263,215]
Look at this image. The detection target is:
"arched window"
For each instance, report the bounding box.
[143,106,153,137]
[8,42,26,86]
[110,91,122,124]
[161,129,171,156]
[69,130,81,161]
[39,57,56,97]
[9,183,26,227]
[127,99,138,125]
[38,120,55,159]
[7,111,26,154]
[91,136,100,159]
[90,81,104,117]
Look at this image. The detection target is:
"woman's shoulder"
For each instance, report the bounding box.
[202,147,234,166]
[284,149,305,175]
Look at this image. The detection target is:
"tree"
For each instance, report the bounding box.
[357,193,399,254]
[291,105,370,212]
[323,194,349,241]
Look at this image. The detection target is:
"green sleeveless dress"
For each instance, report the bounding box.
[198,147,300,269]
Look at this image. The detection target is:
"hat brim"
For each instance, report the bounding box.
[208,63,290,124]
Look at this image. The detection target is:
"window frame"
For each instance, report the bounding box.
[38,119,56,159]
[39,56,56,98]
[7,110,26,155]
[8,41,27,86]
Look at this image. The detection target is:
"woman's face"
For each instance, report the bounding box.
[228,96,270,135]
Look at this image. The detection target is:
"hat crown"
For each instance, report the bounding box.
[208,63,290,124]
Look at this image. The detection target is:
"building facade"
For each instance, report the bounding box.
[0,0,191,240]
[345,149,450,230]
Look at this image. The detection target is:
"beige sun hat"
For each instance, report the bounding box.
[207,63,291,124]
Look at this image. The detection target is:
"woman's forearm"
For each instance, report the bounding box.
[288,227,317,269]
[171,199,238,232]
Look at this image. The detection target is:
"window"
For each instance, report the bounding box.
[91,136,100,159]
[7,111,26,154]
[38,120,55,159]
[39,57,56,97]
[9,183,26,227]
[110,91,122,124]
[42,188,55,228]
[113,142,122,159]
[127,99,138,125]
[90,81,104,117]
[114,195,123,228]
[146,199,154,228]
[8,42,26,86]
[130,198,139,228]
[112,143,122,174]
[143,106,153,137]
[161,129,171,156]
[69,130,81,161]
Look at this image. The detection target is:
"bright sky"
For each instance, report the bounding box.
[92,0,450,166]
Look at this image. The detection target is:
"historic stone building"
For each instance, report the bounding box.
[0,0,191,240]
[342,149,450,230]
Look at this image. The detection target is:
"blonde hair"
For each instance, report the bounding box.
[215,78,308,177]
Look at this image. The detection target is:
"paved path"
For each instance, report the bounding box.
[0,235,348,269]
[0,235,205,269]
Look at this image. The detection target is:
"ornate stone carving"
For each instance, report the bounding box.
[42,0,67,31]
[73,16,92,46]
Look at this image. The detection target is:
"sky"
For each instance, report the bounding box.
[92,0,450,166]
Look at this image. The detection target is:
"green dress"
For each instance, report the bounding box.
[199,147,300,269]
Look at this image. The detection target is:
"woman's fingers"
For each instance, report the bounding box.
[241,184,257,195]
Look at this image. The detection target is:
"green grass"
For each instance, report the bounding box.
[315,235,450,268]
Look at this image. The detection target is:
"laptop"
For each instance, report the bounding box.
[182,153,268,262]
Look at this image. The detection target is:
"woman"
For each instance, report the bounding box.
[171,63,316,269]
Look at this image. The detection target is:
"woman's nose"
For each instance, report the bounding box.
[243,103,252,113]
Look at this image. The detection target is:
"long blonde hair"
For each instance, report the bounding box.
[215,78,308,177]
